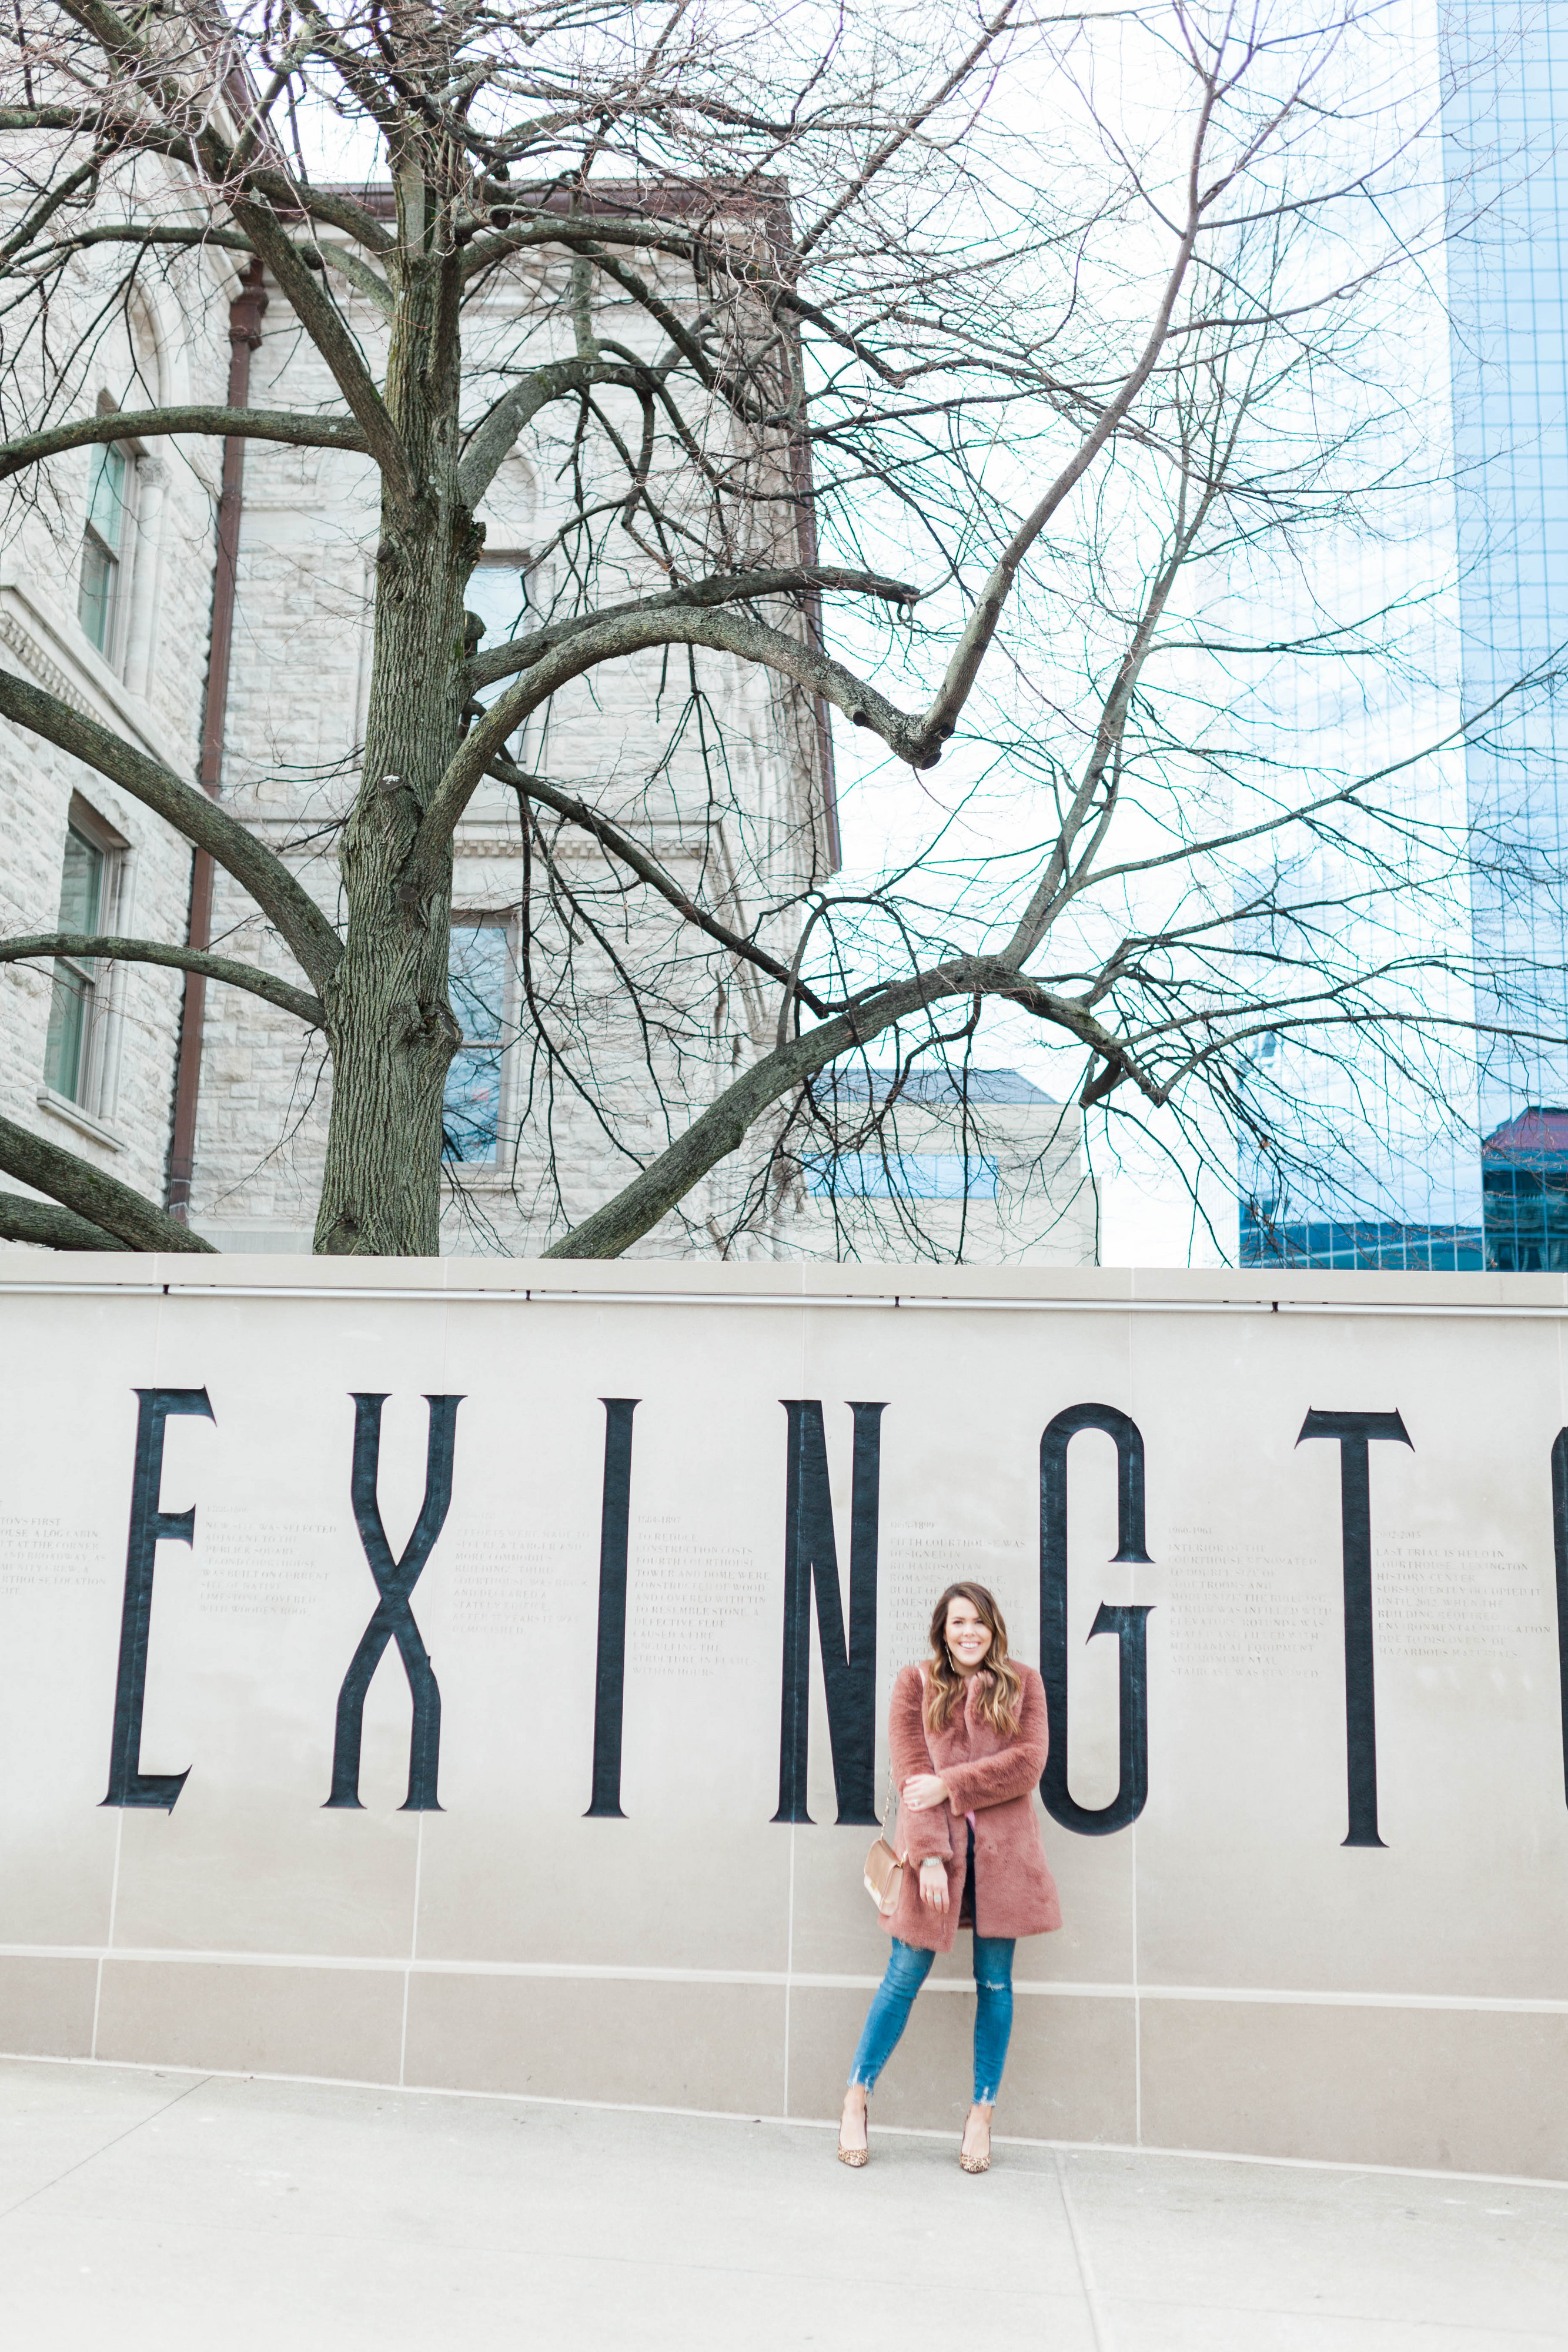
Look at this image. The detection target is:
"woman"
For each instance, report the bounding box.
[838,1581,1059,2173]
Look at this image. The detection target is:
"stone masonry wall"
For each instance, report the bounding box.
[0,209,238,1228]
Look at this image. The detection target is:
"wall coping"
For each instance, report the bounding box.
[2,1252,1567,1314]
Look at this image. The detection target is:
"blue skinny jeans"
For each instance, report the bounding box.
[847,1932,1015,2106]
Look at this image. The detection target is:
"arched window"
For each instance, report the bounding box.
[78,432,133,655]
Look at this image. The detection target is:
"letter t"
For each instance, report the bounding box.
[1296,1408,1412,1849]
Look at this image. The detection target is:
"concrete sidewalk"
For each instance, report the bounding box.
[0,2057,1563,2350]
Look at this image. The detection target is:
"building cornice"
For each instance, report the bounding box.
[0,606,89,719]
[0,580,195,778]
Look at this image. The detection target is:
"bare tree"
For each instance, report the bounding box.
[0,0,1551,1259]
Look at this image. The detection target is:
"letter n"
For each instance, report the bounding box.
[773,1401,884,1826]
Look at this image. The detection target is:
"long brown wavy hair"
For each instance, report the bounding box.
[924,1582,1023,1736]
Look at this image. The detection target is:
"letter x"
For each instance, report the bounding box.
[325,1392,462,1813]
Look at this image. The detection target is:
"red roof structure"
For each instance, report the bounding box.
[1483,1107,1568,1160]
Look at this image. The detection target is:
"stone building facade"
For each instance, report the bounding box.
[0,249,230,1225]
[0,222,1095,1268]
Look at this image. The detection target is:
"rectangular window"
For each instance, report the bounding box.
[1240,1206,1486,1272]
[466,556,535,756]
[466,559,531,687]
[443,922,510,1166]
[807,1151,999,1200]
[42,824,107,1105]
[78,440,130,654]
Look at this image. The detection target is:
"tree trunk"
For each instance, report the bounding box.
[312,758,459,1257]
[313,223,477,1256]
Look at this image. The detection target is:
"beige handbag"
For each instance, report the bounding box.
[862,1780,905,1915]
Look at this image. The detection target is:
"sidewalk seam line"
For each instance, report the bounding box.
[0,2071,211,2230]
[2,2054,1563,2191]
[1054,2148,1114,2352]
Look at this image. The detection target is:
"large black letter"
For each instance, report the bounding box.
[1296,1408,1412,1849]
[325,1392,461,1813]
[103,1387,213,1810]
[774,1400,884,1826]
[586,1398,638,1819]
[1039,1403,1154,1837]
[1550,1431,1568,1810]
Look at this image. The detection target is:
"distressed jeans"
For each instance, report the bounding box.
[847,1932,1016,2106]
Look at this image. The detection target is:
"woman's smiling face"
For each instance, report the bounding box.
[944,1595,993,1673]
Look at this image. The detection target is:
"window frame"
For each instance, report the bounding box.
[76,406,141,670]
[442,913,515,1171]
[41,799,128,1122]
[466,552,538,763]
[806,1149,1002,1202]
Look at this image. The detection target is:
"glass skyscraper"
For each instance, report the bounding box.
[1243,1,1568,1272]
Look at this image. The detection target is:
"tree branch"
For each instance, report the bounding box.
[0,102,393,253]
[459,214,702,283]
[573,246,727,397]
[905,101,1212,766]
[418,606,924,880]
[490,756,833,1018]
[0,1192,122,1250]
[1003,513,1207,963]
[544,955,1152,1257]
[307,240,395,313]
[268,185,398,258]
[2,216,394,312]
[0,146,116,269]
[0,935,323,1024]
[0,667,343,992]
[457,355,630,506]
[0,406,368,482]
[0,108,93,131]
[223,195,415,507]
[454,213,927,387]
[794,0,1023,260]
[465,566,920,693]
[0,1112,214,1251]
[0,220,403,331]
[4,222,258,273]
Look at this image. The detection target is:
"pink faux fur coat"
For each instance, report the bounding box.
[884,1661,1061,1952]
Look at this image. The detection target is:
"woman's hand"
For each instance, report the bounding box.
[902,1773,950,1812]
[917,1858,948,1913]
